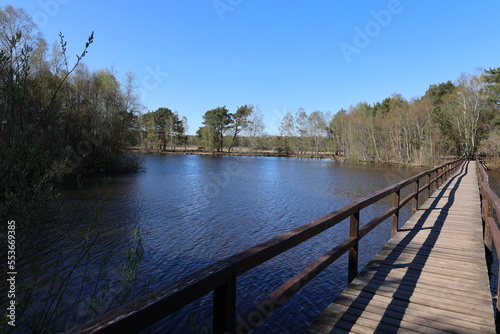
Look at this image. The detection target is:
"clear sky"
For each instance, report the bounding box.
[15,0,500,134]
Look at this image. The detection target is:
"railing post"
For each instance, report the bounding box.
[437,168,441,188]
[213,276,237,334]
[348,211,360,283]
[412,180,419,214]
[392,189,400,237]
[484,221,492,252]
[430,171,435,194]
[497,268,500,316]
[425,174,431,201]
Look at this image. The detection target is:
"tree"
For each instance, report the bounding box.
[295,108,309,154]
[227,104,253,152]
[242,105,265,151]
[480,128,500,160]
[330,109,348,156]
[425,81,456,142]
[0,6,148,332]
[201,106,231,152]
[483,67,500,126]
[279,112,296,154]
[307,111,328,155]
[0,5,97,224]
[443,71,488,156]
[0,5,44,73]
[140,107,186,151]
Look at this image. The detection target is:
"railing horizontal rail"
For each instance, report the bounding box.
[359,207,398,239]
[239,236,356,330]
[69,157,465,334]
[477,159,500,315]
[400,192,415,209]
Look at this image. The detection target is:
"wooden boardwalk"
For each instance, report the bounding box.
[308,161,496,334]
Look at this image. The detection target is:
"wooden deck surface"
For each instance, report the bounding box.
[307,161,496,334]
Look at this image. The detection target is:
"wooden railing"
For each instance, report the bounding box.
[68,157,466,334]
[477,159,500,314]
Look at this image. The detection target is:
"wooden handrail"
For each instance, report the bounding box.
[476,159,500,313]
[68,157,466,334]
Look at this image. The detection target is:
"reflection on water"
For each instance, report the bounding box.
[489,170,500,196]
[48,155,427,333]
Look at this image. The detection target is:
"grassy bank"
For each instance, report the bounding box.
[129,146,453,168]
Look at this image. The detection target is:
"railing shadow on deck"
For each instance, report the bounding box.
[477,159,500,331]
[67,157,466,334]
[331,161,469,333]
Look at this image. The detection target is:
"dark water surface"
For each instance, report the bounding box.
[489,170,500,196]
[50,154,429,333]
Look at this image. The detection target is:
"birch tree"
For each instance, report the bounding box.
[443,71,488,155]
[242,105,265,151]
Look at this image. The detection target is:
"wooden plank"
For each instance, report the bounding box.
[361,265,491,295]
[341,288,493,327]
[324,294,474,334]
[308,161,496,334]
[350,273,491,308]
[336,288,495,333]
[353,269,492,303]
[346,281,492,316]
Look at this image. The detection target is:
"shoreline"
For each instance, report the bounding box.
[129,147,440,169]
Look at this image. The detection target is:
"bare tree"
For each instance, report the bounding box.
[279,112,296,153]
[443,70,488,155]
[242,105,265,151]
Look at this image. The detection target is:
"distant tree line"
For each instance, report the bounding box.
[189,69,500,165]
[326,70,500,164]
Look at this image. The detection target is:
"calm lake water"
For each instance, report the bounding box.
[31,155,482,333]
[489,170,500,196]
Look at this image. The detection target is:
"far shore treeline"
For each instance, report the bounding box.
[2,5,500,222]
[144,70,500,167]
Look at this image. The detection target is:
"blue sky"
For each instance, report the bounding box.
[15,1,500,134]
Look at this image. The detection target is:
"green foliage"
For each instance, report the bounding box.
[484,67,500,105]
[199,106,232,152]
[1,6,141,179]
[227,104,253,151]
[0,6,147,331]
[484,67,500,127]
[425,81,456,138]
[372,97,391,115]
[141,107,187,151]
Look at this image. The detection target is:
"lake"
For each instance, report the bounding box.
[26,155,498,333]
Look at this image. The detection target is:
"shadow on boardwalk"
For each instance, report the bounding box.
[348,162,465,331]
[308,161,496,333]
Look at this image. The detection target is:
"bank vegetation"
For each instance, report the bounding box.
[142,69,500,168]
